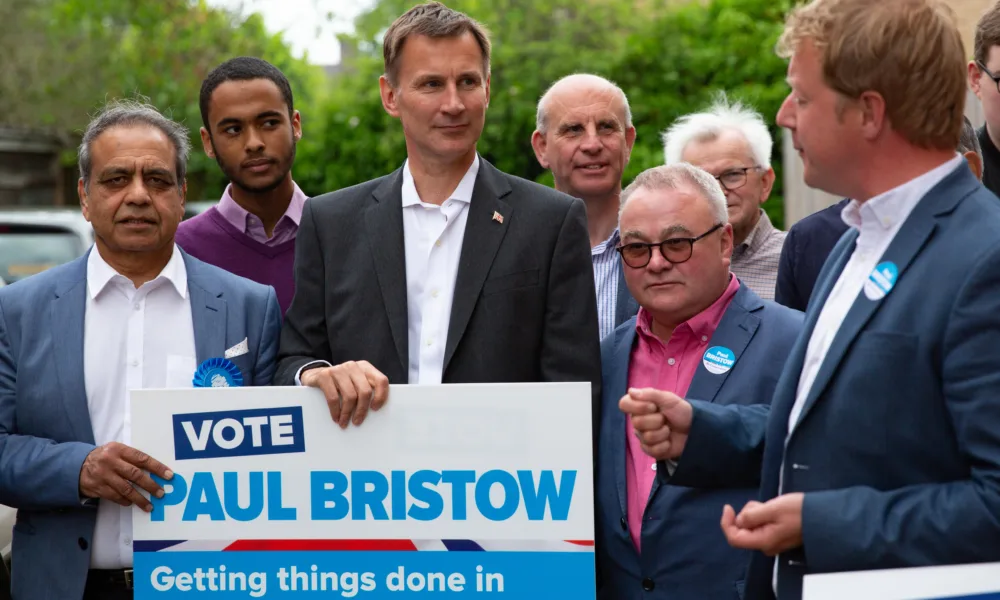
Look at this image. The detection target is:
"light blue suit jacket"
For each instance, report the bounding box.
[596,284,802,600]
[0,248,280,600]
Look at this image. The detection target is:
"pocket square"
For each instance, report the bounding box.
[224,337,249,359]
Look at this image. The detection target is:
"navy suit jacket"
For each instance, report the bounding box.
[774,199,850,312]
[0,248,281,600]
[613,260,640,332]
[596,283,802,600]
[672,163,1000,600]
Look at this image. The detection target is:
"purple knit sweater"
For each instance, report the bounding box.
[175,206,296,314]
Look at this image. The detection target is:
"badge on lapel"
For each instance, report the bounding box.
[864,261,898,301]
[193,358,244,388]
[702,346,735,375]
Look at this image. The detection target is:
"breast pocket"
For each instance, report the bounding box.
[482,268,539,296]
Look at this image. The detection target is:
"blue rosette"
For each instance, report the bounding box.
[192,357,244,388]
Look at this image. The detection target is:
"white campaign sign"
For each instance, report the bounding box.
[803,562,1000,600]
[129,382,596,599]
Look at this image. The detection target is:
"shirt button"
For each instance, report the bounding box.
[435,240,442,247]
[702,335,708,342]
[133,303,140,311]
[667,358,676,366]
[431,289,439,298]
[425,339,433,347]
[124,537,132,546]
[651,463,657,472]
[131,359,139,367]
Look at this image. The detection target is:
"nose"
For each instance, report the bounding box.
[579,125,601,153]
[123,176,152,205]
[245,126,265,153]
[776,94,795,131]
[441,82,466,116]
[646,244,674,273]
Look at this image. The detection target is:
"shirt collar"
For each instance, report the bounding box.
[216,181,308,230]
[87,243,188,300]
[635,273,741,341]
[841,153,963,231]
[736,210,774,253]
[592,229,620,255]
[401,154,481,208]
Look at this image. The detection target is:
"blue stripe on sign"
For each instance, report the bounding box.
[440,540,484,551]
[134,540,186,552]
[929,594,1000,599]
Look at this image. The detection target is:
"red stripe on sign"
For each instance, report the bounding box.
[565,540,595,546]
[224,539,419,552]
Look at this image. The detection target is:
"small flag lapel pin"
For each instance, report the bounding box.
[492,211,504,224]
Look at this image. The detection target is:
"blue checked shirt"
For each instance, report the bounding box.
[593,229,623,340]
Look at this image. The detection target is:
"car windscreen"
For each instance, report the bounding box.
[0,223,85,282]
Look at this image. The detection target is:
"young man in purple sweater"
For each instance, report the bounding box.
[175,56,306,315]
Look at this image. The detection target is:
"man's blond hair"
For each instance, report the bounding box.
[777,0,965,151]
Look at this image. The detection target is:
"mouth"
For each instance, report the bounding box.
[242,158,275,173]
[576,163,608,172]
[117,217,156,228]
[437,124,469,131]
[648,281,681,290]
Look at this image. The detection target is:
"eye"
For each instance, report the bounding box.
[224,125,240,135]
[106,176,127,185]
[263,119,280,128]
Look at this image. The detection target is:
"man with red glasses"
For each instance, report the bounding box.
[594,163,801,600]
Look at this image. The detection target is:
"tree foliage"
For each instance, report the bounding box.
[3,0,793,225]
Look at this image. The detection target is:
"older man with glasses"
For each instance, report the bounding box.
[594,163,802,600]
[662,94,786,300]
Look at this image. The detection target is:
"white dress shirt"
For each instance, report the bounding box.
[774,154,961,593]
[402,155,479,384]
[84,244,196,569]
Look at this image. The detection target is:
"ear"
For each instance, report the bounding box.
[180,179,187,208]
[531,130,550,168]
[969,61,984,98]
[379,75,401,118]
[965,150,984,181]
[291,110,302,141]
[484,73,491,109]
[759,166,776,203]
[624,125,637,164]
[78,178,91,222]
[721,222,734,263]
[857,90,887,141]
[200,127,214,158]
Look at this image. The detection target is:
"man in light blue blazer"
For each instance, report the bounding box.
[0,100,280,600]
[596,163,801,600]
[623,2,1000,599]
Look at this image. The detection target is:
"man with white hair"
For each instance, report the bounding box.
[663,95,785,300]
[595,163,801,599]
[533,73,639,339]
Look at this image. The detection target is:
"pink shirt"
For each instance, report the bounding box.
[624,274,741,552]
[215,182,307,246]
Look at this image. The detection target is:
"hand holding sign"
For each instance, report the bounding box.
[618,387,693,461]
[79,441,174,512]
[300,360,389,429]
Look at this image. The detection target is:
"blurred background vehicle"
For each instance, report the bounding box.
[0,209,93,284]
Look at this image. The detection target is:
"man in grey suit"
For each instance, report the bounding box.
[0,100,281,599]
[275,2,601,429]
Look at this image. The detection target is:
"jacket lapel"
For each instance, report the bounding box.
[367,168,410,375]
[605,324,636,520]
[184,253,227,364]
[443,160,512,372]
[790,165,976,433]
[685,284,763,404]
[51,256,94,444]
[614,261,639,327]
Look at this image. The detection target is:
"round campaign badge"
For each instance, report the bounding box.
[702,346,736,375]
[192,357,244,388]
[863,261,898,301]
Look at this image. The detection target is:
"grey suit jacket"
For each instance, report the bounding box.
[0,248,281,600]
[275,157,602,418]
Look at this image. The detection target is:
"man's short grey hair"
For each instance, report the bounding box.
[619,163,728,225]
[958,115,982,160]
[78,98,191,192]
[535,73,632,134]
[661,92,773,169]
